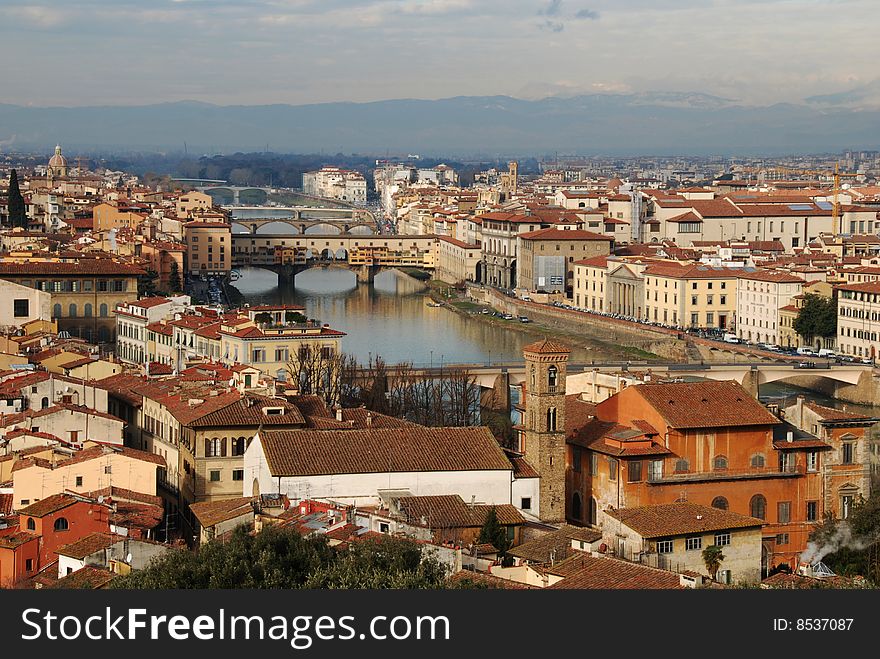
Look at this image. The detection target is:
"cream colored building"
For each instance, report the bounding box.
[736,270,803,345]
[436,236,482,284]
[517,228,613,295]
[0,279,52,328]
[12,444,164,509]
[92,202,146,232]
[184,220,232,276]
[176,191,213,217]
[643,263,739,329]
[837,280,880,360]
[572,255,609,311]
[601,503,764,584]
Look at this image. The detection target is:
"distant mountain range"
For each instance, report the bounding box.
[1,88,879,156]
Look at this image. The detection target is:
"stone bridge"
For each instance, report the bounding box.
[366,360,876,405]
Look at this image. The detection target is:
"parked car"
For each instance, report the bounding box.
[518,316,530,323]
[723,333,740,344]
[502,313,514,320]
[818,348,836,358]
[797,346,818,356]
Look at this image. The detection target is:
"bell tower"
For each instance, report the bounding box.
[522,339,569,523]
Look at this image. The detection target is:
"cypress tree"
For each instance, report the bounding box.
[7,169,26,228]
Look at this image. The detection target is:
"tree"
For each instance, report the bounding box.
[253,311,273,325]
[793,294,837,344]
[702,545,725,581]
[7,169,26,228]
[477,506,511,560]
[138,269,160,297]
[285,310,308,324]
[168,260,182,293]
[108,525,448,590]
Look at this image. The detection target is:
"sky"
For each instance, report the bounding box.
[1,0,878,107]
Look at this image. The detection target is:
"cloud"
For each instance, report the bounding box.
[538,0,562,16]
[538,19,564,32]
[574,8,598,19]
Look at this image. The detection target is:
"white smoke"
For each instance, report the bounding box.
[800,522,873,565]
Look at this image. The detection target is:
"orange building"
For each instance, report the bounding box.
[518,350,876,576]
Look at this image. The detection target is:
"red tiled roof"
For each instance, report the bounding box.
[47,565,116,589]
[18,493,80,518]
[259,426,512,477]
[604,502,764,538]
[632,380,779,429]
[56,532,120,559]
[546,554,684,589]
[523,339,571,355]
[519,228,612,241]
[0,260,145,276]
[190,497,256,528]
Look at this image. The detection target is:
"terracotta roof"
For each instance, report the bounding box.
[837,280,880,294]
[16,444,165,472]
[56,532,119,559]
[642,263,742,279]
[47,565,116,589]
[523,339,571,355]
[190,497,256,528]
[737,269,804,283]
[605,502,764,538]
[188,395,306,428]
[397,495,525,528]
[258,426,512,477]
[128,297,172,309]
[0,260,145,276]
[519,228,611,241]
[445,570,537,589]
[508,524,598,564]
[18,493,80,518]
[804,401,877,423]
[0,531,39,549]
[573,255,610,268]
[546,554,684,589]
[633,381,779,429]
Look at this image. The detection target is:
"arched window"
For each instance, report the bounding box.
[53,303,62,319]
[207,437,222,457]
[41,397,49,409]
[84,303,93,317]
[68,303,77,318]
[548,365,558,388]
[750,494,767,520]
[571,492,582,521]
[713,455,728,470]
[530,365,536,389]
[547,407,557,432]
[53,517,69,531]
[712,496,729,511]
[674,458,689,473]
[26,518,35,531]
[750,453,766,468]
[99,303,108,317]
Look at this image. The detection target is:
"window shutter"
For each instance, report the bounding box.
[204,438,210,457]
[221,438,227,457]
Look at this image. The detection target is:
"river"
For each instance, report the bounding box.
[228,267,601,367]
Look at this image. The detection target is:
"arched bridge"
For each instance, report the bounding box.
[231,234,437,285]
[227,206,377,235]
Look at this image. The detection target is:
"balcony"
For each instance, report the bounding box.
[647,464,803,484]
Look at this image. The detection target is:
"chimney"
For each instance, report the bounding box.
[787,430,794,442]
[366,411,372,427]
[335,407,343,422]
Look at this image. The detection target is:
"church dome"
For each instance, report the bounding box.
[48,144,67,168]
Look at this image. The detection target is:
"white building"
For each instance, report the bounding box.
[302,167,367,206]
[837,280,880,360]
[735,270,803,345]
[244,426,531,508]
[115,295,190,366]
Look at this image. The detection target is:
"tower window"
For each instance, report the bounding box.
[548,365,558,389]
[547,407,557,432]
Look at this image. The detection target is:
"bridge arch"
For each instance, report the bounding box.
[254,220,300,234]
[305,223,342,235]
[237,188,268,205]
[205,187,235,205]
